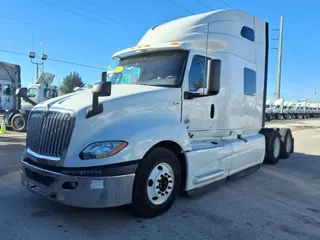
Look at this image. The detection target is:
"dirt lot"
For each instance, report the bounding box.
[0,121,319,240]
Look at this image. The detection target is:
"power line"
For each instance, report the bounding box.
[82,0,147,30]
[58,0,142,32]
[0,13,31,25]
[217,0,232,8]
[35,0,106,25]
[0,49,28,57]
[167,0,195,14]
[0,48,105,70]
[195,0,212,10]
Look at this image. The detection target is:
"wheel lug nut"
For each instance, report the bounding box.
[168,186,172,189]
[161,193,165,196]
[169,180,172,183]
[165,191,169,194]
[157,191,161,194]
[156,186,159,189]
[165,173,168,176]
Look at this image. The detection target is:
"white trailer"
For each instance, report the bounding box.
[20,9,294,218]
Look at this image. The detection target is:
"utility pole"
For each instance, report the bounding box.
[314,82,317,103]
[275,16,284,100]
[40,42,44,73]
[29,50,48,81]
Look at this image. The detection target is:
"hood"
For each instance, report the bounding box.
[34,84,180,112]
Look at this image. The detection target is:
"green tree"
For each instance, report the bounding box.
[59,71,85,94]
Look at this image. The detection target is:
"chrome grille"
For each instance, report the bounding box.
[26,111,75,158]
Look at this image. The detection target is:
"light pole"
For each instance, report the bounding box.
[29,51,47,80]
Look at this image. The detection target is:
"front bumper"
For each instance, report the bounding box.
[21,160,136,208]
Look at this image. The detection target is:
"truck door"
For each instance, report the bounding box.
[181,51,217,139]
[1,81,13,110]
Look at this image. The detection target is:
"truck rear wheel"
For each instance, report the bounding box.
[277,114,284,120]
[260,129,281,165]
[131,147,181,218]
[11,114,27,132]
[279,128,293,159]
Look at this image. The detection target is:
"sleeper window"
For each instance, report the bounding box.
[244,68,256,96]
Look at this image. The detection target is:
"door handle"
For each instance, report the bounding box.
[210,104,215,119]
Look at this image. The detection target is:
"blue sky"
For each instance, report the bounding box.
[0,0,319,101]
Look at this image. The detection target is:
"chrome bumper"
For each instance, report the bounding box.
[21,161,135,208]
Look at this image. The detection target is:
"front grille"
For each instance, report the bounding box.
[26,111,75,158]
[25,168,56,186]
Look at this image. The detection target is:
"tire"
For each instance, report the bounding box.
[279,128,293,159]
[277,114,284,120]
[131,147,181,218]
[260,128,281,165]
[11,114,27,132]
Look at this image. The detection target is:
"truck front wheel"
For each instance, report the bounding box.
[131,147,181,218]
[11,114,27,132]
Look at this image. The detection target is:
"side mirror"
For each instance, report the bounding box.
[16,87,28,97]
[86,76,112,119]
[206,59,221,95]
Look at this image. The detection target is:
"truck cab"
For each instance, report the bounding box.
[20,9,294,218]
[272,98,284,120]
[4,72,59,132]
[265,99,274,121]
[22,83,59,111]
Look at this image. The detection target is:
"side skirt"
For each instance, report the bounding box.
[186,164,261,197]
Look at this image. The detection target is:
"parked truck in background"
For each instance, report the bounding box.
[20,9,295,218]
[265,99,274,121]
[272,98,284,120]
[3,72,59,132]
[0,61,21,114]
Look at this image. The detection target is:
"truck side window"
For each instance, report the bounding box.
[189,55,208,91]
[243,68,256,96]
[241,26,255,42]
[44,88,51,98]
[3,84,12,95]
[27,88,37,98]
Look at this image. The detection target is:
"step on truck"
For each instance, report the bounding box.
[20,9,294,218]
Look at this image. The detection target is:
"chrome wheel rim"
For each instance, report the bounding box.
[273,137,280,158]
[147,163,174,205]
[286,134,292,153]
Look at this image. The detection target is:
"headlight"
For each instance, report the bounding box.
[80,141,128,160]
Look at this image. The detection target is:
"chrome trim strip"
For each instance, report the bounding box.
[22,160,136,179]
[27,148,60,161]
[194,169,225,184]
[31,106,76,115]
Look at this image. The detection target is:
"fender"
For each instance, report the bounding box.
[63,111,192,168]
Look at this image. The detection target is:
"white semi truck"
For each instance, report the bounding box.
[265,99,274,121]
[288,102,297,119]
[20,9,294,218]
[4,73,59,132]
[272,98,285,120]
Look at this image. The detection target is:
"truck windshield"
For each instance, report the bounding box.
[110,50,188,87]
[27,88,37,98]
